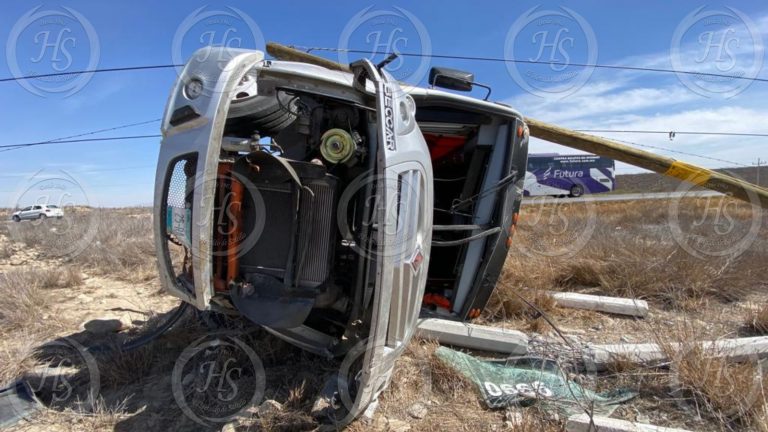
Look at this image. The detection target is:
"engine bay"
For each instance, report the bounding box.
[209,75,379,352]
[161,62,524,356]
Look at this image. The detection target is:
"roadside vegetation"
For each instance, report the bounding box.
[746,304,768,336]
[0,194,765,431]
[6,207,157,283]
[487,196,768,431]
[496,197,766,311]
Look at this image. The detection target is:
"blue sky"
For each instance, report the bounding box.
[1,1,767,207]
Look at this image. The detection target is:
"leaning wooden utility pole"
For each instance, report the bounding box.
[266,42,768,210]
[267,42,351,73]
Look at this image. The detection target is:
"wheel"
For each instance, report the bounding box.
[228,91,293,119]
[570,184,584,198]
[56,216,63,219]
[225,92,298,135]
[12,215,20,222]
[38,214,47,220]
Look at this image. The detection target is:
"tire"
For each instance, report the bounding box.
[56,216,63,219]
[228,92,290,118]
[39,214,47,220]
[225,92,298,135]
[569,184,584,198]
[12,215,20,222]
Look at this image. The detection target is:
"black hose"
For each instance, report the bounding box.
[431,227,502,247]
[87,301,191,354]
[0,301,192,428]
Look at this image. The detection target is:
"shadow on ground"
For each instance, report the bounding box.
[11,308,341,431]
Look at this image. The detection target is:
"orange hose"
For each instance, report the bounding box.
[214,163,231,291]
[227,172,244,285]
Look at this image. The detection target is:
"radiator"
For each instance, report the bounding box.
[239,174,337,289]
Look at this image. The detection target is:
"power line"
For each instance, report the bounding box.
[0,164,155,178]
[0,111,751,173]
[0,65,180,83]
[0,119,161,153]
[0,134,161,150]
[2,46,767,85]
[43,118,160,142]
[0,120,752,169]
[294,46,768,84]
[0,49,756,170]
[0,181,155,193]
[595,135,750,168]
[5,130,746,168]
[575,129,768,138]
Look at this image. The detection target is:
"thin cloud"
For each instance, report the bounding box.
[507,11,768,172]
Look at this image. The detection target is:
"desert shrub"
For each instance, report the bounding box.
[10,208,157,282]
[0,243,11,261]
[745,304,768,335]
[0,270,48,332]
[665,342,767,428]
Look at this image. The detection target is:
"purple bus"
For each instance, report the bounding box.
[523,153,615,197]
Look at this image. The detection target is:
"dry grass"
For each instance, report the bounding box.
[585,320,768,431]
[619,321,768,430]
[0,197,763,430]
[504,198,767,311]
[0,335,47,386]
[0,242,12,260]
[0,267,82,291]
[745,304,768,335]
[373,339,561,431]
[38,267,84,289]
[551,244,758,308]
[0,270,53,333]
[425,342,474,400]
[485,274,557,321]
[0,269,77,394]
[754,406,768,432]
[7,397,131,432]
[494,197,767,430]
[603,354,645,376]
[482,268,559,332]
[667,344,767,428]
[258,410,317,432]
[8,208,157,283]
[97,344,158,389]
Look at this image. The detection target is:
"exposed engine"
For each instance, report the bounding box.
[206,81,376,348]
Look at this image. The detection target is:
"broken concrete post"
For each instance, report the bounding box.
[567,413,693,432]
[548,292,649,318]
[416,318,528,355]
[584,336,768,371]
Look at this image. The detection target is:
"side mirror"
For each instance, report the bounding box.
[429,67,474,92]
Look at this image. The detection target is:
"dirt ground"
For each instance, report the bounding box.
[0,196,765,431]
